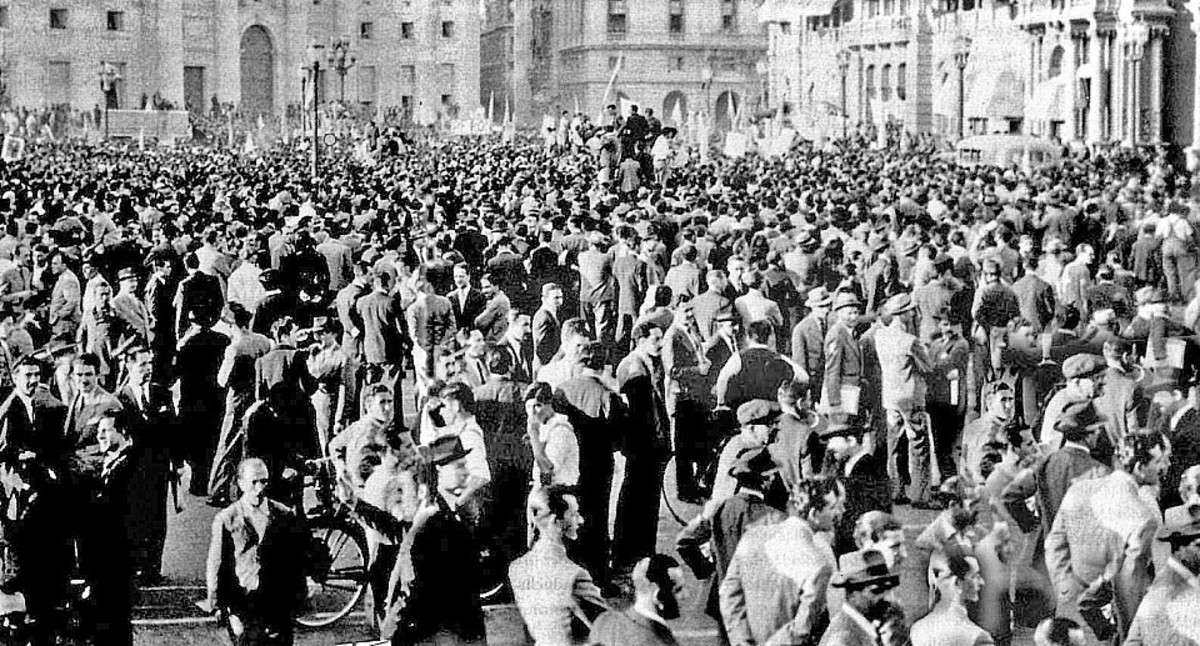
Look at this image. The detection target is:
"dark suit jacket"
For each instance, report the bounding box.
[532,307,560,369]
[255,345,314,402]
[0,387,68,465]
[449,287,487,331]
[250,291,293,336]
[175,272,224,337]
[400,496,486,642]
[616,352,670,458]
[1013,273,1057,332]
[1161,407,1200,509]
[1001,445,1108,562]
[210,498,308,615]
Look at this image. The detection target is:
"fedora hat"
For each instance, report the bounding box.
[804,287,833,309]
[833,291,862,312]
[882,293,916,317]
[832,549,900,590]
[424,435,472,467]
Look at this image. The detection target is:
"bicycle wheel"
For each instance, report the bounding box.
[295,519,369,629]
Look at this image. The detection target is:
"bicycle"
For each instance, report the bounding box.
[293,457,370,629]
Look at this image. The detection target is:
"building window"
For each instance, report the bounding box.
[49,8,67,29]
[883,0,894,14]
[607,0,627,34]
[106,10,123,31]
[401,95,412,119]
[608,56,620,70]
[442,21,454,37]
[400,65,415,85]
[779,21,791,34]
[896,63,906,100]
[1075,35,1090,66]
[721,0,737,31]
[881,64,892,101]
[671,56,684,71]
[0,7,9,28]
[1047,45,1064,78]
[401,22,414,39]
[865,65,876,100]
[360,22,374,39]
[669,0,684,34]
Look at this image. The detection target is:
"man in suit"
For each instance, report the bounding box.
[449,262,487,332]
[203,458,308,646]
[734,271,784,350]
[875,293,934,507]
[406,275,455,379]
[664,245,701,306]
[791,287,831,397]
[0,355,68,465]
[676,447,786,639]
[145,249,178,386]
[1146,372,1200,511]
[115,343,177,582]
[720,476,842,646]
[824,420,893,555]
[590,554,683,646]
[111,267,150,345]
[820,550,902,646]
[47,251,81,343]
[486,235,529,310]
[1002,401,1110,577]
[532,282,563,372]
[823,292,864,413]
[614,322,671,574]
[692,270,734,343]
[473,348,530,569]
[474,271,511,343]
[1040,353,1110,461]
[913,254,963,342]
[174,253,224,340]
[1046,431,1168,644]
[176,314,231,496]
[613,227,649,354]
[314,231,353,292]
[663,303,712,502]
[553,341,626,588]
[502,311,534,384]
[1013,254,1058,333]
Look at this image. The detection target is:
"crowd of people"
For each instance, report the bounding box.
[0,99,1196,646]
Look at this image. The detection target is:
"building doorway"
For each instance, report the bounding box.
[239,25,273,116]
[184,66,205,113]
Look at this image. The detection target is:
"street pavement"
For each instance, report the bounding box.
[132,392,1039,645]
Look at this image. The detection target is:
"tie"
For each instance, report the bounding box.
[475,358,486,381]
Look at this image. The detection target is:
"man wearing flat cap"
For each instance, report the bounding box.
[1040,353,1112,461]
[875,292,935,507]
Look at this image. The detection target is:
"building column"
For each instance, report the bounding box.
[1086,27,1105,143]
[1064,31,1078,141]
[1148,26,1165,143]
[156,0,185,107]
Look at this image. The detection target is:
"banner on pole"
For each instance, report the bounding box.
[1,136,25,162]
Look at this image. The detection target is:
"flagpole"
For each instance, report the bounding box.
[598,55,623,121]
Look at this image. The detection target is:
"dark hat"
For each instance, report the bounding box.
[1156,507,1200,548]
[259,268,282,288]
[424,435,472,467]
[1062,353,1105,380]
[1054,400,1106,441]
[832,549,900,590]
[728,446,780,480]
[117,267,139,281]
[736,399,781,426]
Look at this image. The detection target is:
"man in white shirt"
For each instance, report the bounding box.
[1157,202,1196,303]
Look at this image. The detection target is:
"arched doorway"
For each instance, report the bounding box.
[662,91,687,126]
[715,90,740,131]
[239,25,274,116]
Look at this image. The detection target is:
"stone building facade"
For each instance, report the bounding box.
[481,0,767,129]
[0,0,480,120]
[762,0,1200,153]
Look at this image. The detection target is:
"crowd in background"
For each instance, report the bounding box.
[0,100,1194,646]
